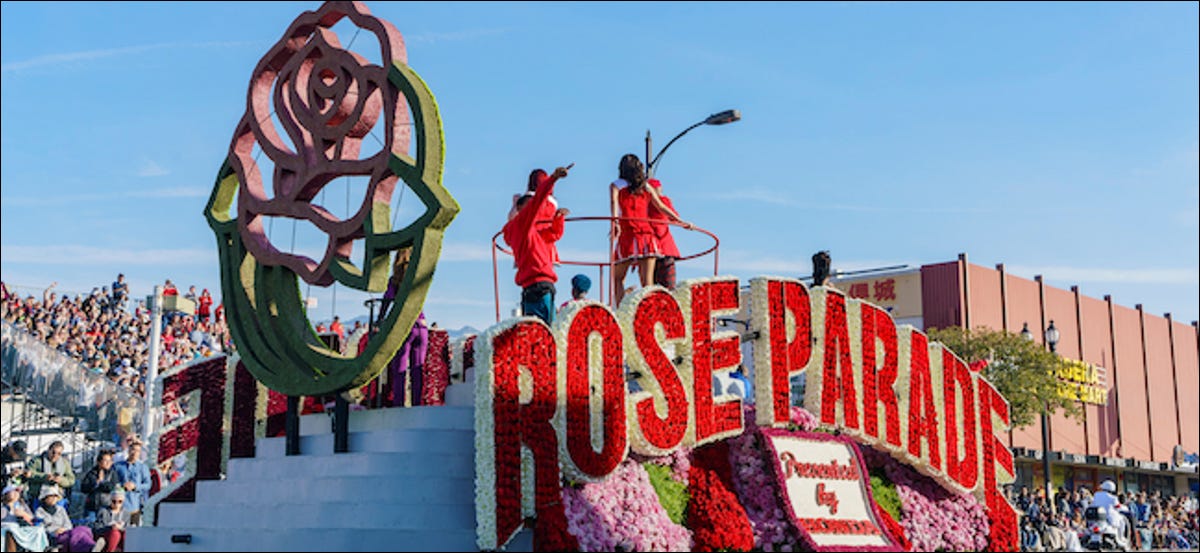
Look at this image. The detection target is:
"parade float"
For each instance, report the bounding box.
[472,279,1016,552]
[126,2,1022,551]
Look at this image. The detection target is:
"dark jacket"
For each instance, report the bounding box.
[80,465,119,513]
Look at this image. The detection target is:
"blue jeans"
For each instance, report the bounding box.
[521,282,556,325]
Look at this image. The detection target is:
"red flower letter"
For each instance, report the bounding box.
[689,279,744,444]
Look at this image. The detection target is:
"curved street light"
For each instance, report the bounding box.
[1043,320,1059,511]
[645,109,741,178]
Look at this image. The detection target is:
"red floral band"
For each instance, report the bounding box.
[421,329,450,405]
[628,289,689,454]
[564,305,628,478]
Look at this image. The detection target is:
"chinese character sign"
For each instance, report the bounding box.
[834,272,922,320]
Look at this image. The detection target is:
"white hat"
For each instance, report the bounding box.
[39,485,63,499]
[1101,480,1116,493]
[2,483,20,495]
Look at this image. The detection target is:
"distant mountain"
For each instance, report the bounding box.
[314,315,480,340]
[445,325,480,339]
[344,315,372,328]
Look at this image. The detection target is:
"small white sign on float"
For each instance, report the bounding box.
[760,429,903,551]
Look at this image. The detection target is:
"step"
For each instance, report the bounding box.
[157,498,475,530]
[255,428,473,458]
[224,451,475,482]
[297,405,474,435]
[445,381,475,407]
[127,527,480,552]
[190,474,474,505]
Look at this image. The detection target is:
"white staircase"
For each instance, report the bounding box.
[126,395,527,552]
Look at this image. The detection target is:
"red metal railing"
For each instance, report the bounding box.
[491,216,719,322]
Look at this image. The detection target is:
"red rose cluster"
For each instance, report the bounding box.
[154,356,228,501]
[687,443,754,552]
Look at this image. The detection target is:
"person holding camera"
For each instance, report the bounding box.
[0,440,31,491]
[27,441,76,509]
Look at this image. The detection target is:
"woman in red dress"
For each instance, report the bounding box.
[647,179,681,288]
[611,154,691,306]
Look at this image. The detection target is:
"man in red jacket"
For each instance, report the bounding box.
[503,164,572,324]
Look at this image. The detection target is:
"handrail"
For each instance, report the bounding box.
[491,216,720,322]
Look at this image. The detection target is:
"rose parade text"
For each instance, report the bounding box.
[473,276,1018,549]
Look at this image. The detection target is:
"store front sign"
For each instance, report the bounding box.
[1055,359,1108,405]
[834,271,923,320]
[761,430,903,551]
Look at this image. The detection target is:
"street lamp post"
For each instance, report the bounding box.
[645,109,741,179]
[1023,320,1060,513]
[1043,320,1059,511]
[624,109,739,302]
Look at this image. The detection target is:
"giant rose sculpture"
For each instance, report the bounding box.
[205,1,458,396]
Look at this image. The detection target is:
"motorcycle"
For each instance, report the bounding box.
[1082,506,1130,551]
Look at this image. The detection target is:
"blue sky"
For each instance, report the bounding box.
[2,1,1197,331]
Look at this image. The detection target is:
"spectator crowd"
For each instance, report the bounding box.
[2,438,158,552]
[1010,484,1199,551]
[1,276,233,400]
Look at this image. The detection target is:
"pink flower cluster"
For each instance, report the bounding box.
[862,447,990,551]
[642,445,692,485]
[562,459,693,552]
[728,405,807,551]
[788,405,821,432]
[557,403,992,552]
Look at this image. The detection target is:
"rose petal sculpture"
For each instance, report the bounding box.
[205,1,458,396]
